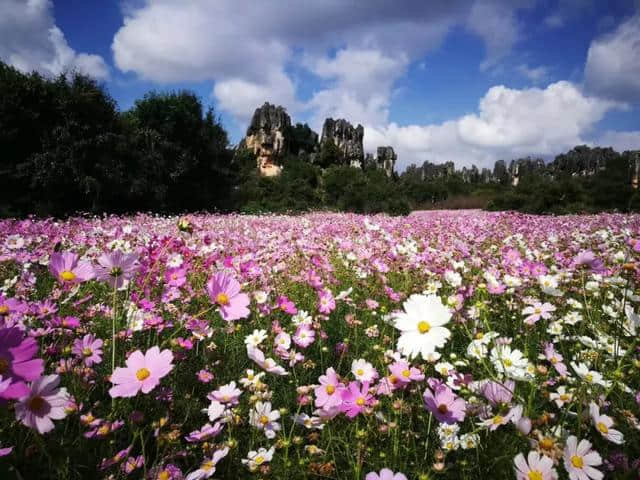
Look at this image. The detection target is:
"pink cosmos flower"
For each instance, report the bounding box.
[185,422,224,442]
[423,381,466,424]
[49,251,95,285]
[589,402,624,445]
[95,250,139,288]
[522,302,556,325]
[186,447,229,480]
[165,267,187,288]
[109,347,174,398]
[572,250,605,273]
[276,295,297,315]
[208,381,242,405]
[544,343,568,377]
[206,272,250,321]
[315,367,344,410]
[366,469,408,480]
[0,327,44,400]
[513,451,557,480]
[72,334,103,367]
[481,379,515,406]
[0,443,12,457]
[563,436,603,480]
[388,360,425,385]
[340,381,373,418]
[15,374,70,434]
[293,325,315,348]
[317,289,336,314]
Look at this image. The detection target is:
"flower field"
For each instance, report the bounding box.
[1,210,640,480]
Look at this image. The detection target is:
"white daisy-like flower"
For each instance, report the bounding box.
[244,329,268,348]
[490,345,528,379]
[392,294,452,360]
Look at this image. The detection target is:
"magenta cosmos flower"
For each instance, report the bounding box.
[0,327,44,400]
[365,469,408,480]
[49,251,94,285]
[340,381,373,418]
[95,250,139,288]
[71,334,103,367]
[206,272,250,321]
[423,380,466,424]
[15,374,70,434]
[109,346,174,398]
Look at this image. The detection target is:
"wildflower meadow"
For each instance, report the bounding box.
[1,210,640,479]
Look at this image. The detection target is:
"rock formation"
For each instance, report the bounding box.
[244,103,291,176]
[376,146,397,177]
[320,118,364,166]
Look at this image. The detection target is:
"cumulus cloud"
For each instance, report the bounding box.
[0,0,109,79]
[584,14,640,103]
[516,64,549,84]
[365,81,621,171]
[595,130,640,152]
[111,0,533,128]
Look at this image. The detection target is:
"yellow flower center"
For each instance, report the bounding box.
[326,385,335,394]
[597,422,609,434]
[216,293,229,305]
[60,270,76,281]
[584,373,593,383]
[418,321,431,333]
[201,460,214,472]
[254,456,264,465]
[82,347,93,357]
[401,369,411,378]
[550,357,558,364]
[571,455,584,468]
[28,396,46,412]
[259,415,269,425]
[528,471,543,480]
[0,358,8,374]
[559,394,570,401]
[136,368,151,381]
[492,415,503,425]
[158,471,170,480]
[389,375,398,384]
[356,369,364,376]
[503,359,513,367]
[356,397,365,406]
[247,373,254,380]
[98,424,110,436]
[0,305,8,315]
[539,437,554,450]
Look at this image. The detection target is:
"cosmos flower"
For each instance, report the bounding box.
[522,302,556,325]
[249,401,281,439]
[351,358,377,383]
[0,327,44,400]
[186,447,229,480]
[317,289,336,314]
[589,403,624,444]
[276,295,297,315]
[365,469,408,480]
[513,451,557,480]
[95,250,139,288]
[208,381,242,405]
[392,294,452,360]
[340,381,373,418]
[206,272,250,321]
[423,380,466,424]
[109,347,174,398]
[388,360,424,385]
[563,436,603,480]
[15,374,70,434]
[315,367,344,410]
[49,252,94,285]
[71,334,103,367]
[242,446,275,471]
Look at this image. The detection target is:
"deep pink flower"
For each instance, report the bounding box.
[95,250,139,288]
[165,267,187,288]
[15,374,70,434]
[206,272,250,321]
[49,252,94,285]
[109,347,174,398]
[0,327,44,399]
[340,381,373,418]
[276,295,297,315]
[423,381,466,424]
[72,334,103,367]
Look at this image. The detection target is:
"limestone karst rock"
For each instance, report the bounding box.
[320,118,364,166]
[376,146,397,177]
[244,103,291,176]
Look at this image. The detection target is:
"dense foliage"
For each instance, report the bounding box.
[1,211,640,480]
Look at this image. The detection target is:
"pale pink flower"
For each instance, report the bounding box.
[15,374,70,434]
[109,347,174,398]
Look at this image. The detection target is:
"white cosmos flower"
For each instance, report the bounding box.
[392,294,452,360]
[490,345,528,379]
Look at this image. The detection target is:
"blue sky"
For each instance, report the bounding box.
[2,0,639,170]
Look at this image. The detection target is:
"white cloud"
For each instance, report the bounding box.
[111,0,532,127]
[516,64,549,83]
[0,0,109,80]
[365,81,621,171]
[584,14,640,103]
[596,130,640,152]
